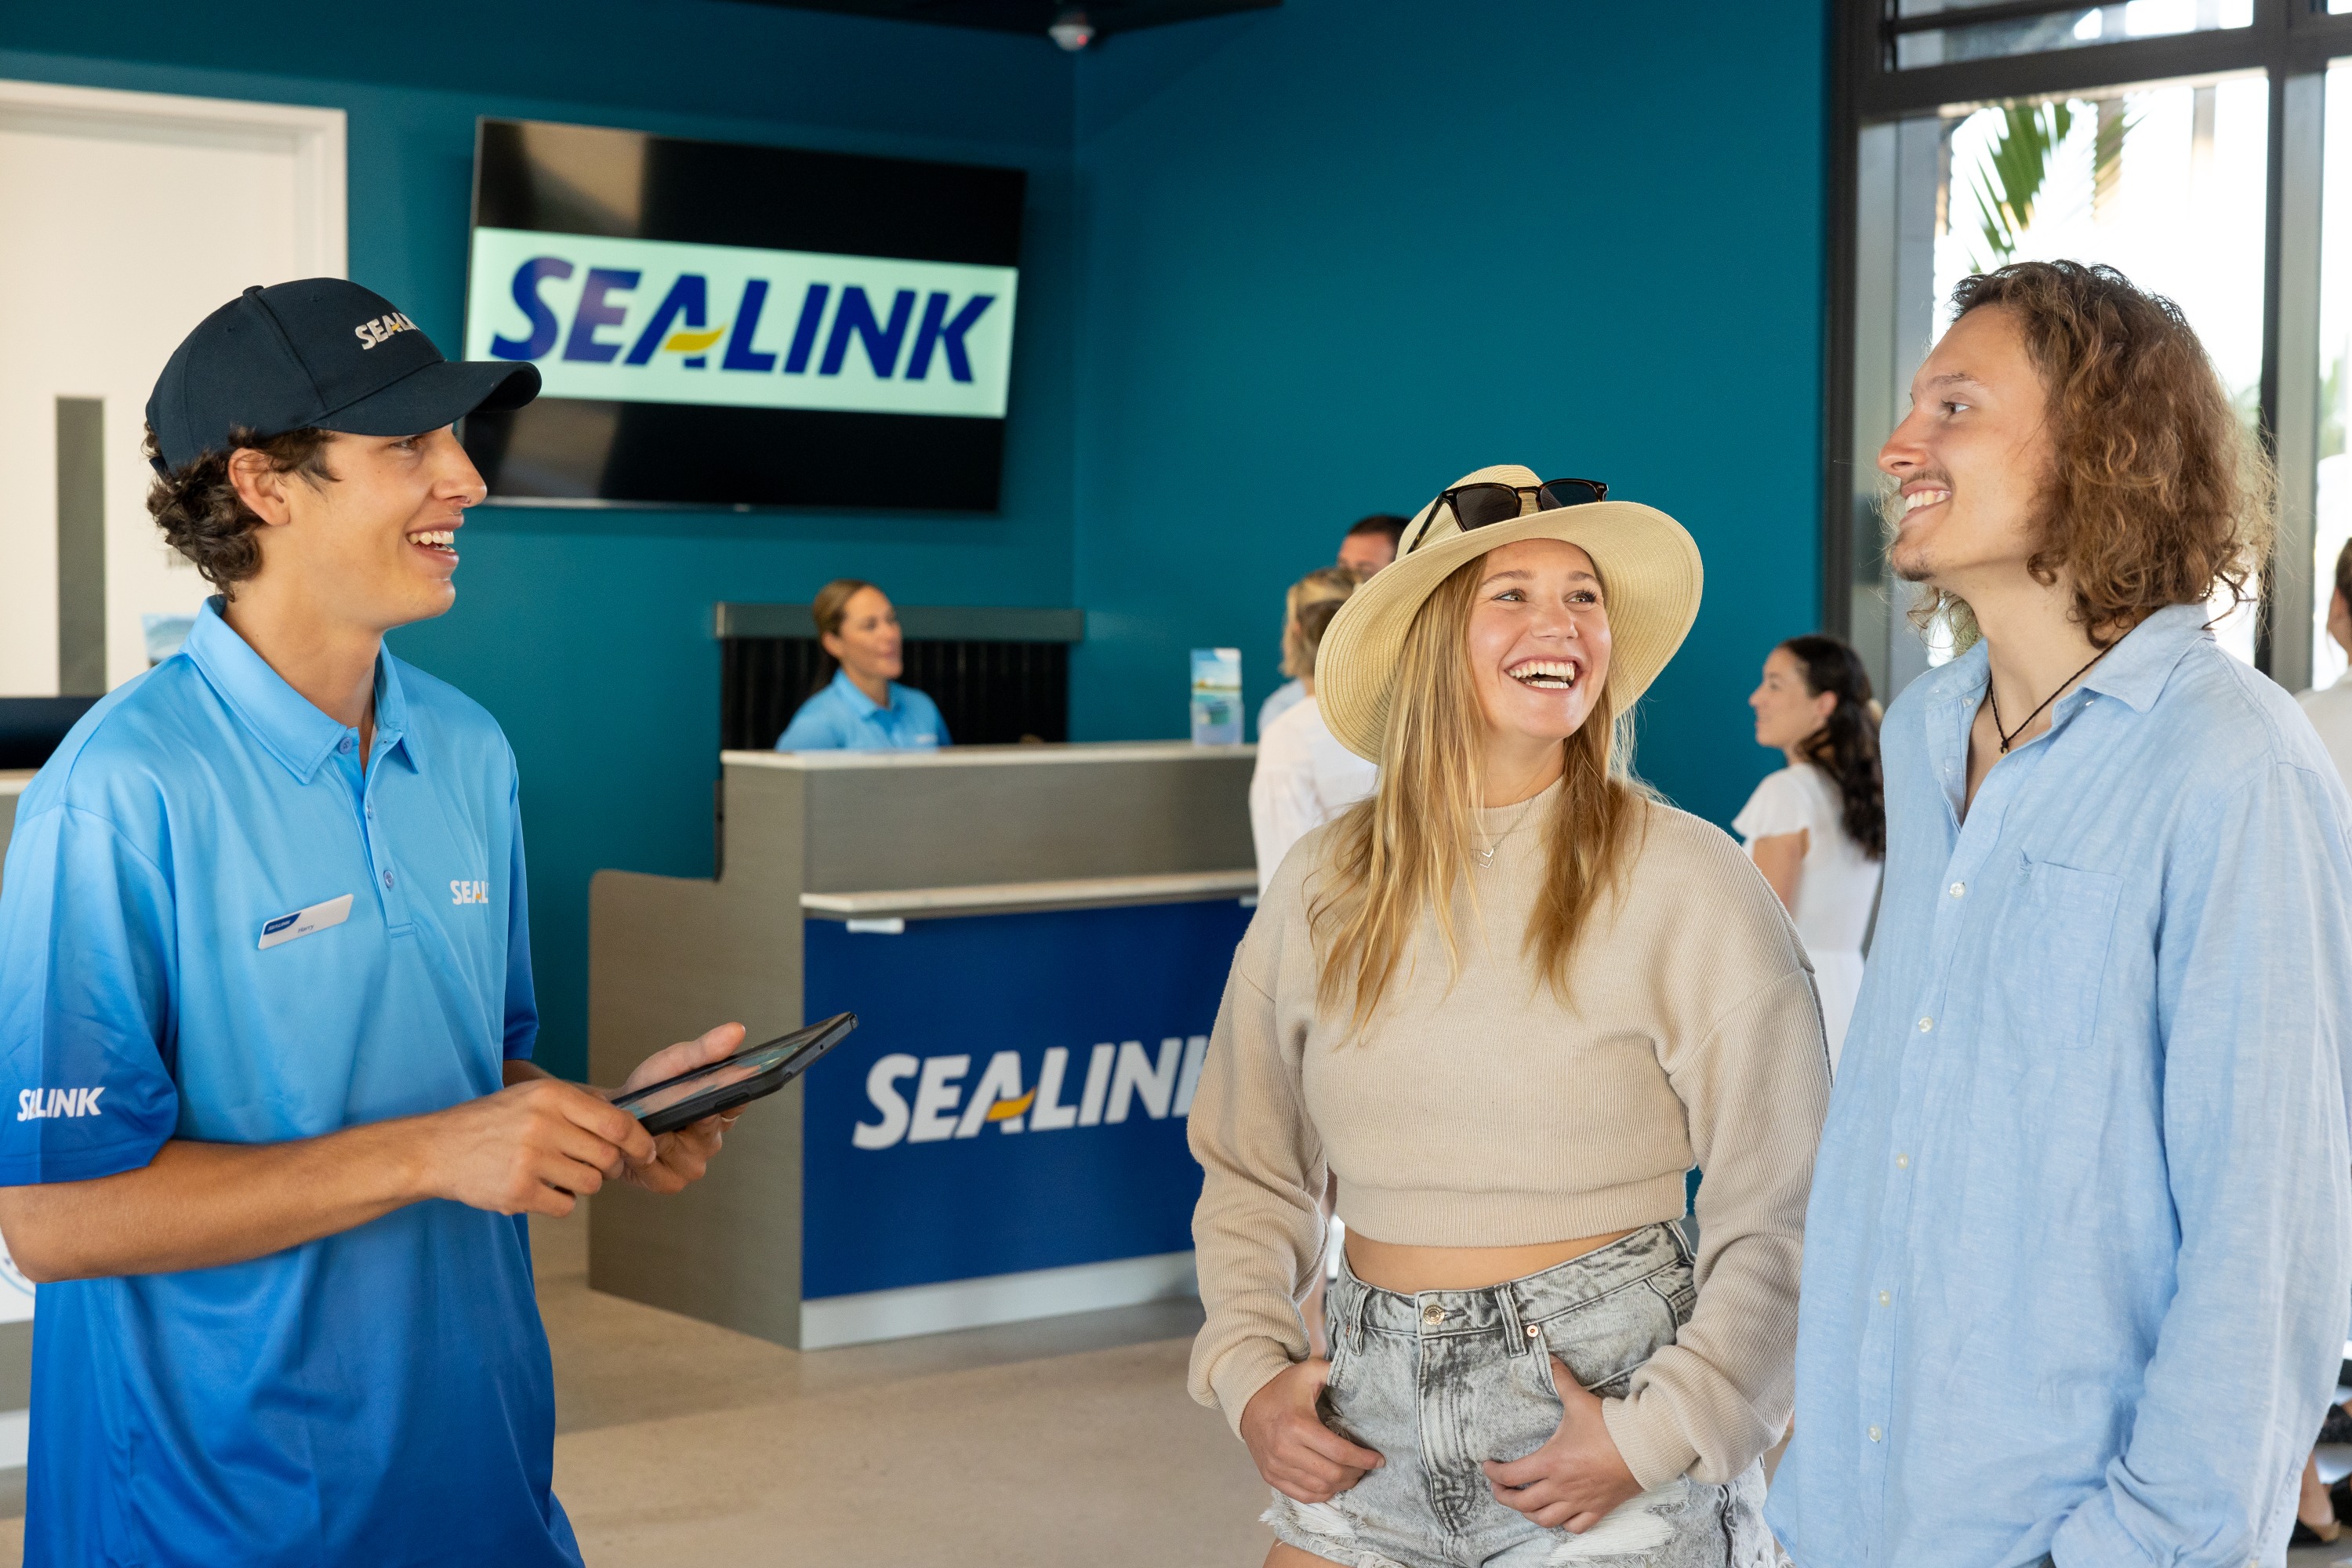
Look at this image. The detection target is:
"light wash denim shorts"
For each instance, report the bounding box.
[1264,1222,1773,1568]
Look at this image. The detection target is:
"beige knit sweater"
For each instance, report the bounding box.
[1186,784,1831,1489]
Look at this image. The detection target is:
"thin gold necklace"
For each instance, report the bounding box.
[1473,797,1543,870]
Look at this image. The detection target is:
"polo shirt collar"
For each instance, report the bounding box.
[829,668,894,717]
[183,597,417,783]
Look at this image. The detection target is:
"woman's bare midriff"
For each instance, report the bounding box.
[1345,1229,1641,1294]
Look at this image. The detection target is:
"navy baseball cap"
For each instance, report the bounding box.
[145,278,540,474]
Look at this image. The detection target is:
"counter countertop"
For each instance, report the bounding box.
[0,771,34,797]
[727,740,1254,771]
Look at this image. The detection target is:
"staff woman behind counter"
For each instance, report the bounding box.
[775,579,950,751]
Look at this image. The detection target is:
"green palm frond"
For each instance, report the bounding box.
[1965,96,2136,273]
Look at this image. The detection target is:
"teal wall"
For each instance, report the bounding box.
[0,2,1080,1080]
[1068,1,1831,824]
[1,0,1829,1078]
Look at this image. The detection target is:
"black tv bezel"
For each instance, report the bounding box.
[461,117,1027,516]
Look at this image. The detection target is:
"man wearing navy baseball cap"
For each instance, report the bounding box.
[0,279,744,1566]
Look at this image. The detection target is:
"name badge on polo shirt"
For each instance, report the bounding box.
[257,894,354,950]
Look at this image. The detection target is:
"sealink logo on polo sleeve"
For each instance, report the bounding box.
[463,228,1018,419]
[17,1087,103,1122]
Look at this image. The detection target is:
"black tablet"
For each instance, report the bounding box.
[612,1013,857,1136]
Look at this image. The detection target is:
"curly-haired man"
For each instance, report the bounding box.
[1769,261,2352,1566]
[0,279,746,1565]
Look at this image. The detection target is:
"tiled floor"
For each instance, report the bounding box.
[0,1214,2345,1566]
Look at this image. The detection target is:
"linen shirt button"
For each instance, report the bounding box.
[1868,1425,1882,1443]
[1896,1153,1910,1170]
[1878,1290,1891,1305]
[1948,881,1965,898]
[1421,1305,1445,1327]
[1917,1016,1934,1033]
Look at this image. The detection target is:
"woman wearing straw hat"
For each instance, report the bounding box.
[1187,466,1828,1567]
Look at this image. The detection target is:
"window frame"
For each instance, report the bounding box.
[1824,0,2352,695]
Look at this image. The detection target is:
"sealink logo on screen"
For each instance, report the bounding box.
[464,227,1019,420]
[488,260,996,384]
[851,1037,1208,1151]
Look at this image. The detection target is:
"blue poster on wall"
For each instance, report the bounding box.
[801,898,1254,1301]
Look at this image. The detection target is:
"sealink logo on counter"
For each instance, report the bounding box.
[851,1036,1208,1151]
[465,227,1018,419]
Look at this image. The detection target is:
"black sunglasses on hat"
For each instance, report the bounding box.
[1406,477,1609,554]
[146,278,540,476]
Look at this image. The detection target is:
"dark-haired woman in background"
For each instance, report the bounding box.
[775,579,949,751]
[1737,635,1884,1072]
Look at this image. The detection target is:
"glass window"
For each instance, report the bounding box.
[1896,1,2254,71]
[2310,62,2352,690]
[1930,75,2269,662]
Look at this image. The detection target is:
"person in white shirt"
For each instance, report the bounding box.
[1734,633,1885,1071]
[1251,567,1377,895]
[1260,515,1406,737]
[2299,539,2352,782]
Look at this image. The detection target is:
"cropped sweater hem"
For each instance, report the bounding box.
[1337,1172,1690,1250]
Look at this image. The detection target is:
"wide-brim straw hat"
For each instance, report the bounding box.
[1316,463,1703,762]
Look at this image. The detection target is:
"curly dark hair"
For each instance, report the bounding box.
[1781,634,1884,860]
[1912,261,2275,649]
[143,425,339,592]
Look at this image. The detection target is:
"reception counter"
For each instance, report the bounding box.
[586,741,1256,1349]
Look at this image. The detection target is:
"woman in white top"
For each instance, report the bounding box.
[1251,568,1377,894]
[1735,634,1884,1072]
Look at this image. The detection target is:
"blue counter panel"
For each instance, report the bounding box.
[802,898,1254,1300]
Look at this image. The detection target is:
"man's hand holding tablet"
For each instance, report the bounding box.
[604,1021,753,1194]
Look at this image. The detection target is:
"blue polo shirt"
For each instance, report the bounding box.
[0,600,579,1567]
[775,670,948,750]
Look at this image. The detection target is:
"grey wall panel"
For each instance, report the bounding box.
[801,755,1253,892]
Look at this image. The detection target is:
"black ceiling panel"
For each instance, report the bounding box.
[720,0,1278,39]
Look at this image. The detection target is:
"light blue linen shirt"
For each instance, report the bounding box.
[1769,603,2352,1568]
[775,670,948,751]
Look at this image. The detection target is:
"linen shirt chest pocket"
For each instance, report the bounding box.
[1988,858,2122,1052]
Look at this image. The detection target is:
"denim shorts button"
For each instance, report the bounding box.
[1421,1304,1445,1327]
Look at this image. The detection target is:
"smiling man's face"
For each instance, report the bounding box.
[243,426,486,633]
[1881,304,2056,594]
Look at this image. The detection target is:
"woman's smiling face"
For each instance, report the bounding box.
[1465,537,1612,749]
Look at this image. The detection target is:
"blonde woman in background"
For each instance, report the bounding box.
[1736,634,1884,1072]
[1252,567,1379,895]
[1190,466,1828,1568]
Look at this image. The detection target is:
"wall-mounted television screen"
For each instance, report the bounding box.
[462,118,1025,512]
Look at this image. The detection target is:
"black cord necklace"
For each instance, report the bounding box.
[1987,647,2111,754]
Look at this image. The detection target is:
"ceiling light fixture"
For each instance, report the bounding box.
[1048,5,1095,50]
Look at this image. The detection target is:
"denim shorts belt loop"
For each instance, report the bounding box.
[1265,1221,1773,1568]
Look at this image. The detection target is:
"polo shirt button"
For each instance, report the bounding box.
[382,870,394,890]
[338,735,354,753]
[1421,1305,1445,1327]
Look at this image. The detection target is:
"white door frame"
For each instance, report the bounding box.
[0,78,345,279]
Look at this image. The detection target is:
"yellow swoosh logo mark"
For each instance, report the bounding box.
[664,326,727,353]
[985,1090,1037,1122]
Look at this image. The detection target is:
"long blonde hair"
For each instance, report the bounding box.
[1308,556,1644,1029]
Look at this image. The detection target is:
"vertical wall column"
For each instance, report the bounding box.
[54,398,105,698]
